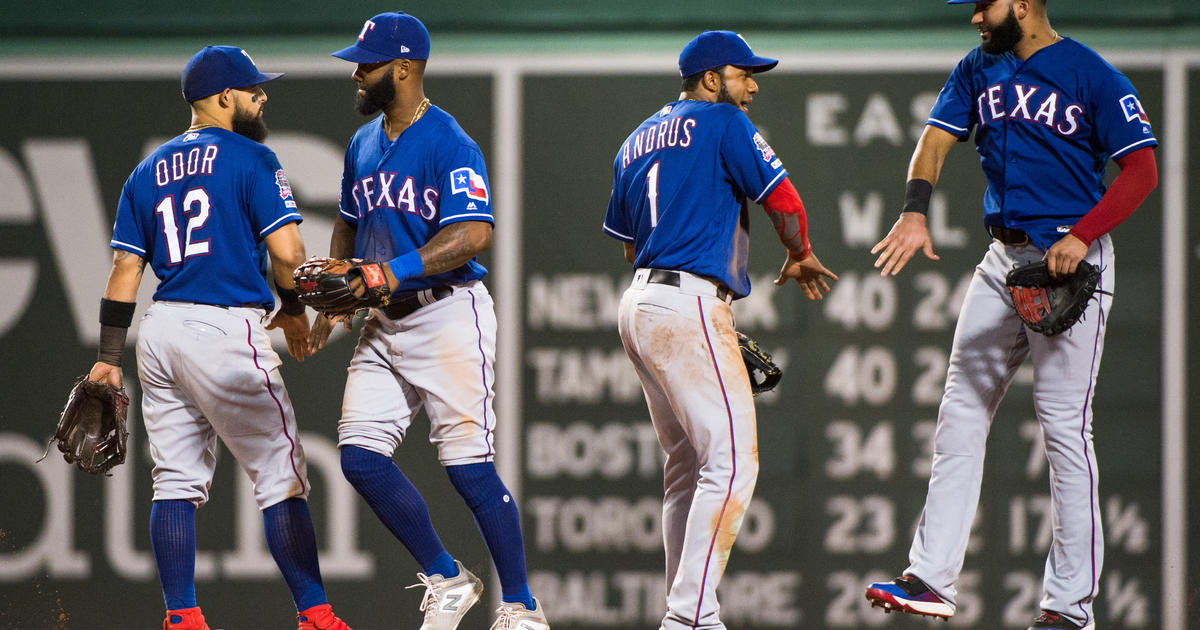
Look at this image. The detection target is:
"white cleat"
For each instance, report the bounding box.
[407,560,484,630]
[489,597,550,630]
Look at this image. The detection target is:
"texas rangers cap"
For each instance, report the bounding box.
[181,46,283,103]
[678,31,778,78]
[332,12,431,63]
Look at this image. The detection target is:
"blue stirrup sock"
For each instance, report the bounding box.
[150,499,198,611]
[446,462,534,610]
[341,445,457,578]
[263,498,328,611]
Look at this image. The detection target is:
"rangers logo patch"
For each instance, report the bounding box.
[275,169,293,200]
[450,167,489,203]
[752,132,776,163]
[1119,94,1149,124]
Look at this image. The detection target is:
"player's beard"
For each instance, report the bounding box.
[981,7,1023,55]
[715,76,738,108]
[356,71,396,116]
[232,105,268,142]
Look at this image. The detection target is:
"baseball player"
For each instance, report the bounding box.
[308,12,548,630]
[84,46,353,630]
[603,31,837,630]
[863,2,1158,629]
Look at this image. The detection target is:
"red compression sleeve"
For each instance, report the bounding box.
[1069,147,1158,246]
[763,178,811,260]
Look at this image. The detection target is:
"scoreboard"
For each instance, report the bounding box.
[0,56,1178,630]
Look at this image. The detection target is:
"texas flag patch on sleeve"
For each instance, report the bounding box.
[450,167,489,203]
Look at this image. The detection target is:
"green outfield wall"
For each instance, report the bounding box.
[2,0,1199,36]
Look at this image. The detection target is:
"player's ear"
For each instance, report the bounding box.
[702,69,721,93]
[393,59,409,81]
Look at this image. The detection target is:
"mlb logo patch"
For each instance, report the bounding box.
[275,169,292,200]
[1119,94,1149,124]
[752,132,776,163]
[450,167,489,203]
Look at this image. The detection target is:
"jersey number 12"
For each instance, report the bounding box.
[155,188,212,264]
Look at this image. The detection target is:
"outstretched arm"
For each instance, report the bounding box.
[870,125,959,276]
[762,178,838,299]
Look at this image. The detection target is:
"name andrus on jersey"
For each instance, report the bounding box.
[976,83,1084,136]
[154,145,218,187]
[351,172,439,221]
[620,114,697,168]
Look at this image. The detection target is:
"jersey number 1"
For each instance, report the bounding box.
[155,188,212,264]
[646,161,661,228]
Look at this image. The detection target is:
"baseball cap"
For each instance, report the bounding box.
[181,46,282,103]
[332,12,430,63]
[678,31,778,78]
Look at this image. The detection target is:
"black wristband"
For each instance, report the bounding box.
[98,324,127,366]
[902,179,933,216]
[276,282,306,316]
[99,298,136,328]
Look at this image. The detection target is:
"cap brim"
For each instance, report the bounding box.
[331,44,395,63]
[738,55,779,73]
[256,71,284,85]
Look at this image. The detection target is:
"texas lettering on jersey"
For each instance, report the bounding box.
[350,172,440,221]
[975,83,1086,135]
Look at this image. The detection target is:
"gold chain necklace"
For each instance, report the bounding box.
[410,97,431,125]
[186,123,215,132]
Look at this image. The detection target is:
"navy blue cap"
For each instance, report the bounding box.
[181,46,282,103]
[678,31,778,78]
[333,12,430,63]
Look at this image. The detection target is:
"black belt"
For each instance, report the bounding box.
[988,225,1031,245]
[380,285,453,319]
[647,269,734,302]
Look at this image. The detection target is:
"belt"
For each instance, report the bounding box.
[647,269,734,303]
[988,225,1031,245]
[162,301,270,311]
[380,285,453,319]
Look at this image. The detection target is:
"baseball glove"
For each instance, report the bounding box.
[44,376,130,475]
[293,256,392,317]
[1005,260,1104,336]
[737,332,782,395]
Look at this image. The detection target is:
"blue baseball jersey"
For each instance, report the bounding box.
[110,127,301,307]
[339,106,492,292]
[603,100,787,298]
[927,38,1157,249]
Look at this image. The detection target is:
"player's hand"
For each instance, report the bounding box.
[308,312,352,355]
[87,361,123,389]
[266,309,312,362]
[871,212,939,276]
[1043,233,1089,278]
[775,252,838,300]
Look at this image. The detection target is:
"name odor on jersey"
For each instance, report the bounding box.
[153,143,218,186]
